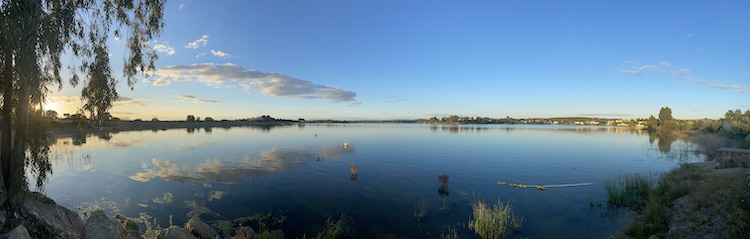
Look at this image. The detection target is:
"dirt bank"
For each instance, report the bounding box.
[609,161,750,239]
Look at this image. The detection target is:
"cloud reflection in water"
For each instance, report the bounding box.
[129,143,354,184]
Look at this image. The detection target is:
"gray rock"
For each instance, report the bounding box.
[156,226,195,239]
[114,214,142,239]
[85,209,122,239]
[231,226,257,239]
[0,210,6,227]
[185,217,217,239]
[0,186,6,208]
[19,192,85,238]
[0,225,32,239]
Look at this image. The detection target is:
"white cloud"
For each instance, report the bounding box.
[700,83,743,90]
[179,3,185,10]
[623,62,747,93]
[49,96,81,103]
[153,42,175,55]
[153,77,172,86]
[178,95,219,103]
[185,35,209,49]
[686,33,694,38]
[620,61,670,76]
[195,52,207,58]
[155,63,357,102]
[210,49,230,58]
[116,97,146,106]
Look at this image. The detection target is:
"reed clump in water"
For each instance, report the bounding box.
[314,213,353,239]
[468,197,522,239]
[604,174,653,206]
[414,198,428,222]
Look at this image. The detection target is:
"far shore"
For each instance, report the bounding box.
[49,119,299,138]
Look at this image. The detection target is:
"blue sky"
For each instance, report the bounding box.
[48,1,749,120]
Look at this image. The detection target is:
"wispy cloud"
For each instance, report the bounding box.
[384,96,407,103]
[621,61,746,94]
[577,113,632,118]
[700,83,744,90]
[185,35,209,49]
[178,95,219,103]
[116,97,146,106]
[210,49,230,58]
[155,63,357,102]
[179,3,185,10]
[670,68,746,93]
[619,61,670,76]
[153,41,175,55]
[153,77,171,86]
[686,33,694,38]
[49,95,81,103]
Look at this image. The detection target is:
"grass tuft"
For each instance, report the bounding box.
[605,174,653,206]
[609,163,750,238]
[468,197,522,239]
[414,198,428,222]
[314,214,353,239]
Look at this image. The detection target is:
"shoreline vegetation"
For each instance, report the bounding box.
[607,161,750,239]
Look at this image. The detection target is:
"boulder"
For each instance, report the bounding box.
[185,217,217,239]
[0,210,6,227]
[0,225,32,239]
[156,226,195,239]
[231,226,257,239]
[85,209,122,239]
[19,192,84,238]
[114,214,142,239]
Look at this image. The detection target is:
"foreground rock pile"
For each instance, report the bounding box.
[0,192,256,239]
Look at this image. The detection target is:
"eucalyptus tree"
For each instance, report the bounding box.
[0,0,165,204]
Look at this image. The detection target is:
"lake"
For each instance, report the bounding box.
[36,123,702,238]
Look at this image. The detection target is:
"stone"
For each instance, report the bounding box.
[185,217,217,239]
[19,192,85,238]
[231,226,257,239]
[0,225,32,239]
[114,214,142,239]
[85,209,122,239]
[156,226,195,239]
[0,210,6,227]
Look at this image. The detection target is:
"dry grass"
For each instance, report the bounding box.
[687,133,740,160]
[612,163,750,238]
[314,214,353,239]
[605,174,653,206]
[468,197,522,239]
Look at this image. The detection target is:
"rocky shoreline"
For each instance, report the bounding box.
[0,192,256,239]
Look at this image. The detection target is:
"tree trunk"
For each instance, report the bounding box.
[1,49,12,192]
[7,0,41,201]
[8,77,29,197]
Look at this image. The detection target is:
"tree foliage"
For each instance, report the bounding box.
[721,109,750,140]
[647,115,658,132]
[0,0,166,204]
[658,107,675,130]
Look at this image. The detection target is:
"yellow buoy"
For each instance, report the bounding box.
[343,142,349,149]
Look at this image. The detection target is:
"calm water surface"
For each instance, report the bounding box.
[37,124,701,238]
